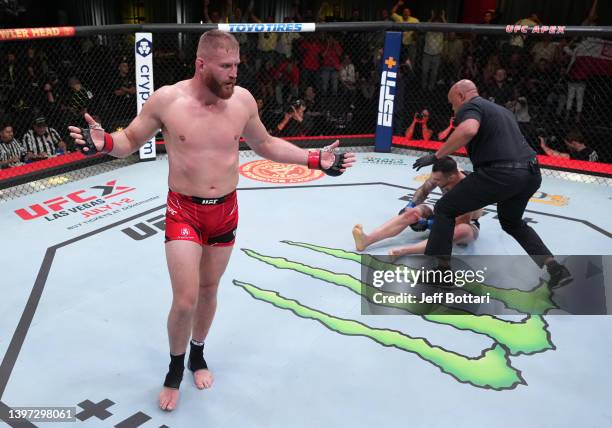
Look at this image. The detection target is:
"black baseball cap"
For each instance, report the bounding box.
[33,117,47,126]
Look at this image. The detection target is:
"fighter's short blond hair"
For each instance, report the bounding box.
[197,30,239,58]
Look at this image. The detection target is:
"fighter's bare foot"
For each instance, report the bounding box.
[159,387,179,411]
[352,224,367,251]
[193,369,214,389]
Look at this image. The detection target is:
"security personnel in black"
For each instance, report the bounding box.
[413,80,571,288]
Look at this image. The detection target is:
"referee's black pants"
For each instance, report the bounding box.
[424,165,552,268]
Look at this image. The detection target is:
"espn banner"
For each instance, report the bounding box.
[375,32,401,153]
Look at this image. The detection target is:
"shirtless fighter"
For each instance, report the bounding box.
[68,30,355,411]
[352,156,481,257]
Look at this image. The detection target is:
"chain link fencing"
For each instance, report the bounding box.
[1,24,611,202]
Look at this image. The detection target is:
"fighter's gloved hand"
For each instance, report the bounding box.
[308,140,356,176]
[398,201,416,216]
[410,217,434,232]
[412,153,437,171]
[68,113,114,156]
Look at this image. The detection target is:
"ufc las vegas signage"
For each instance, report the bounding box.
[14,180,135,222]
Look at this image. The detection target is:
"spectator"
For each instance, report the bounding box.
[41,70,63,116]
[67,76,94,118]
[274,57,300,106]
[112,61,136,121]
[540,130,599,162]
[21,116,66,160]
[237,52,257,92]
[483,68,513,106]
[405,110,433,141]
[229,0,256,54]
[421,9,446,91]
[531,35,559,63]
[25,46,46,104]
[299,34,323,90]
[0,123,24,168]
[526,58,554,110]
[379,9,392,21]
[303,85,322,116]
[441,32,463,85]
[473,10,498,68]
[506,88,531,125]
[324,4,344,22]
[563,40,588,123]
[390,1,420,67]
[482,54,502,85]
[459,55,479,84]
[274,99,306,136]
[257,59,275,103]
[276,17,301,59]
[505,51,526,85]
[0,52,22,109]
[203,0,223,23]
[510,13,541,50]
[339,54,357,109]
[320,34,343,97]
[546,64,568,119]
[254,15,278,70]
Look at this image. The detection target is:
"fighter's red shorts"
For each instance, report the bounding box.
[165,189,238,246]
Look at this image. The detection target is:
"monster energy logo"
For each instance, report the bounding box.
[233,241,559,391]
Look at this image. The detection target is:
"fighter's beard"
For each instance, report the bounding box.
[205,74,234,99]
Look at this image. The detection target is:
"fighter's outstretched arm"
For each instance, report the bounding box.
[69,87,168,158]
[241,91,356,173]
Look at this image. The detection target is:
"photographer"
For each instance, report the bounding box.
[405,109,433,141]
[539,129,599,162]
[437,116,456,141]
[274,99,306,137]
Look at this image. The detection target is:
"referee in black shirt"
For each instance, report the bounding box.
[413,80,571,287]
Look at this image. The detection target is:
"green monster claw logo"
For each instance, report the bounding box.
[233,241,558,391]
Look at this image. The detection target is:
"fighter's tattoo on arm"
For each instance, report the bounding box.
[412,178,436,205]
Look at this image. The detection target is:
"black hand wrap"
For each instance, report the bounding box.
[78,128,99,156]
[77,127,113,156]
[323,152,346,176]
[308,150,346,176]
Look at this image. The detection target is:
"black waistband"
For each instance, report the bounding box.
[172,189,236,205]
[477,158,537,170]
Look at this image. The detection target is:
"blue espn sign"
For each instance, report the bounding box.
[374,32,401,153]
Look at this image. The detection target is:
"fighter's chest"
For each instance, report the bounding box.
[161,103,246,148]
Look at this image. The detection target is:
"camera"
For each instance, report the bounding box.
[535,127,547,139]
[287,99,304,114]
[415,112,424,120]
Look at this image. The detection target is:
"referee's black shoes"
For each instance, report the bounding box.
[546,260,573,289]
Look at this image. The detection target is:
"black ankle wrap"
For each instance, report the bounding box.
[163,353,185,389]
[188,340,209,372]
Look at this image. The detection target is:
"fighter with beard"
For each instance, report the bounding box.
[68,30,356,412]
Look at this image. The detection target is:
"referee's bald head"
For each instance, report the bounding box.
[448,79,479,113]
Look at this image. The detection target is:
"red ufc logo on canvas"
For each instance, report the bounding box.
[14,180,135,220]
